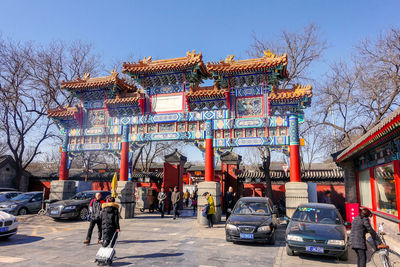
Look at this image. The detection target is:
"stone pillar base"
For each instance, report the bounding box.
[116,181,135,219]
[285,182,309,218]
[197,181,221,225]
[49,180,76,201]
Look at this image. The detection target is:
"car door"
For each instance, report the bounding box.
[29,193,43,212]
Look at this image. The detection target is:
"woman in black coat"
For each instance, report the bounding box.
[101,197,120,247]
[349,208,387,267]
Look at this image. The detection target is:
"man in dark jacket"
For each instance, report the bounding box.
[101,197,120,248]
[225,186,236,219]
[84,192,105,245]
[171,186,181,220]
[349,208,387,267]
[157,188,167,218]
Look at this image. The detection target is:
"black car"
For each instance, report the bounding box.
[0,191,22,202]
[48,190,110,220]
[225,197,277,244]
[285,203,350,260]
[0,192,43,215]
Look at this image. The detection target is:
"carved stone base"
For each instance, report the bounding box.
[285,182,309,218]
[197,181,221,225]
[49,180,76,201]
[115,181,135,219]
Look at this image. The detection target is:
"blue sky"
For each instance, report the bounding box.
[1,0,399,163]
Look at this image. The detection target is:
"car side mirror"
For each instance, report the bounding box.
[344,221,351,227]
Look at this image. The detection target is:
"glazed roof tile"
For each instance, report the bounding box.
[47,106,78,118]
[186,85,228,99]
[269,84,312,102]
[123,50,207,74]
[104,93,143,105]
[336,106,400,162]
[207,51,287,74]
[61,70,137,92]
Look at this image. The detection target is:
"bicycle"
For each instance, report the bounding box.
[369,222,400,267]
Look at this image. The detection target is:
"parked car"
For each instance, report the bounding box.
[285,203,350,260]
[0,191,43,215]
[0,211,18,239]
[48,190,110,221]
[0,192,22,202]
[225,197,277,244]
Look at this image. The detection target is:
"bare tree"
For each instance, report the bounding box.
[0,38,101,189]
[135,141,181,172]
[248,24,327,197]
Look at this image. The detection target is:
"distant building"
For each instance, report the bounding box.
[0,155,29,191]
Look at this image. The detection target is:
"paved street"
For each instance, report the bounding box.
[0,210,360,267]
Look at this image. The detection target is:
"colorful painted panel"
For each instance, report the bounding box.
[234,118,265,128]
[87,109,106,127]
[236,97,263,117]
[235,86,264,97]
[159,123,175,132]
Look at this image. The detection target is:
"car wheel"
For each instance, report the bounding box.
[268,232,276,245]
[18,208,28,215]
[226,236,232,242]
[286,244,294,256]
[339,249,348,261]
[79,207,88,221]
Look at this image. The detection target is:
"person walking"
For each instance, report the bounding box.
[225,186,236,219]
[184,189,190,207]
[349,208,388,267]
[191,190,198,214]
[203,192,215,228]
[167,187,173,215]
[320,190,332,204]
[101,197,120,248]
[84,192,105,245]
[157,188,167,218]
[171,186,181,220]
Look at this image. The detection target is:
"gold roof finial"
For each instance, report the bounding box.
[82,72,90,81]
[263,50,276,58]
[142,56,152,64]
[186,50,196,58]
[110,69,118,78]
[225,54,234,63]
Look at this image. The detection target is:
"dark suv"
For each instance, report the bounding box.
[48,190,110,220]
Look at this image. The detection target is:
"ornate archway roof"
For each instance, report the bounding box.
[269,84,312,103]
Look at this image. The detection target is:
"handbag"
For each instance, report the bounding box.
[202,204,210,217]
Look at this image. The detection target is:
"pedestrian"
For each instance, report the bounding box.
[320,190,332,204]
[157,187,167,218]
[203,192,215,228]
[84,192,105,245]
[101,197,120,248]
[225,186,236,219]
[191,190,198,214]
[167,187,173,215]
[184,189,190,207]
[171,186,181,220]
[349,208,388,267]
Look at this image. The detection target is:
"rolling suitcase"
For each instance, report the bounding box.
[94,232,118,266]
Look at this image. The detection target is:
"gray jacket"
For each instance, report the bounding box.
[349,215,380,249]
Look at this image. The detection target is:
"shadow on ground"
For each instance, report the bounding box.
[0,234,43,246]
[118,252,184,259]
[119,239,166,244]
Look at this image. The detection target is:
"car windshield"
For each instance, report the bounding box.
[292,207,341,224]
[0,193,7,201]
[70,192,94,200]
[11,193,34,201]
[233,201,270,215]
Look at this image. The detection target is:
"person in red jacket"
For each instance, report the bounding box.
[84,192,105,245]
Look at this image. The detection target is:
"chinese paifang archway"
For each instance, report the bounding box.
[48,50,312,183]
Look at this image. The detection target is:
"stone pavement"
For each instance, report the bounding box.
[0,209,362,266]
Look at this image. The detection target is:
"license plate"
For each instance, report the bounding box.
[306,246,324,253]
[240,233,254,239]
[0,227,8,232]
[50,210,59,215]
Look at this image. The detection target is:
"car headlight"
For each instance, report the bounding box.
[258,225,271,232]
[225,224,238,231]
[9,204,17,209]
[63,206,76,210]
[327,239,345,246]
[287,234,303,242]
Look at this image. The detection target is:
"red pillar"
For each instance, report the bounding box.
[289,145,301,182]
[205,138,214,181]
[59,151,69,180]
[369,167,377,229]
[289,115,301,182]
[204,120,214,182]
[120,125,129,181]
[120,141,129,181]
[392,160,400,231]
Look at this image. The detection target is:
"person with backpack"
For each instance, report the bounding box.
[84,192,105,245]
[101,197,120,248]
